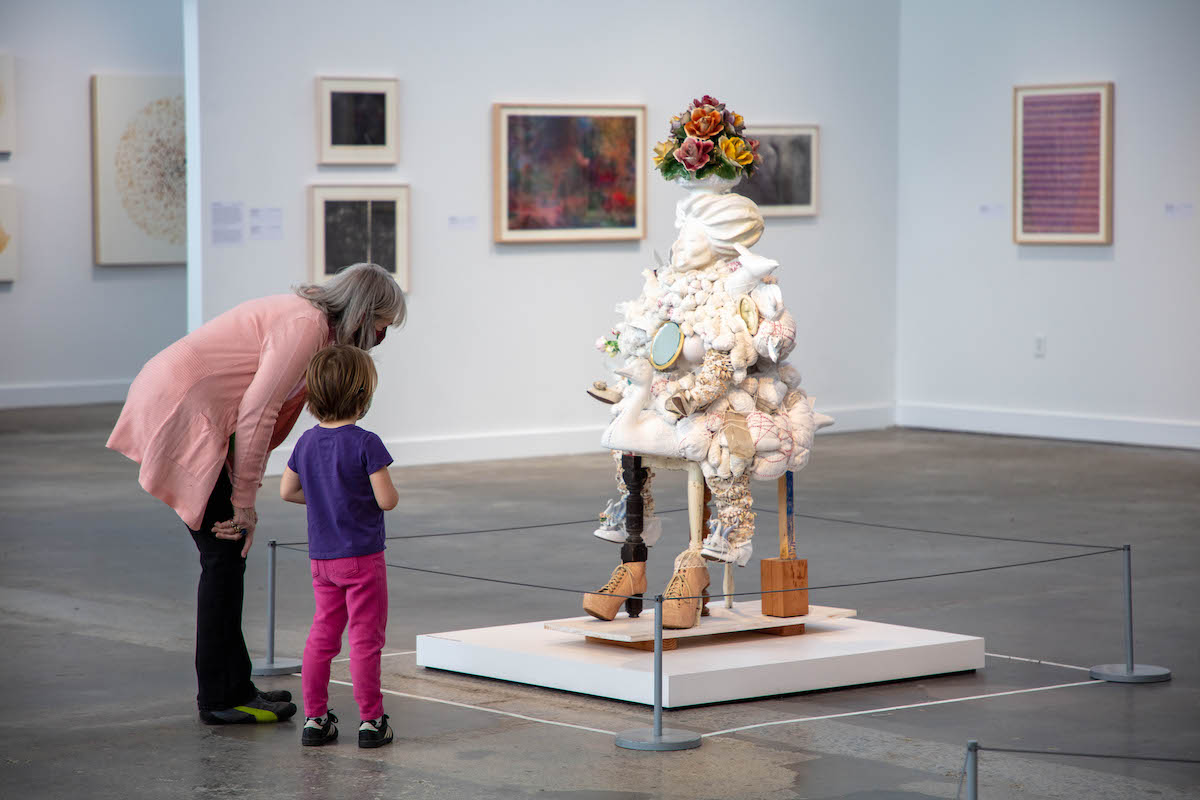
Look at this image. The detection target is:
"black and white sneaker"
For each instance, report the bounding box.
[301,710,338,746]
[358,714,393,748]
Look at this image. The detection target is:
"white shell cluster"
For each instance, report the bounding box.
[601,191,832,481]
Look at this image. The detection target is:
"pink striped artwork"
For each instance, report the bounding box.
[1014,83,1112,245]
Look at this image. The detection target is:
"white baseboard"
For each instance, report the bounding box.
[264,402,896,476]
[816,403,896,433]
[897,402,1200,450]
[0,379,131,409]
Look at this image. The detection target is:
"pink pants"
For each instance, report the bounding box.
[302,552,388,721]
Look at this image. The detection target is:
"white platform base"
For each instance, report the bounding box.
[416,604,985,708]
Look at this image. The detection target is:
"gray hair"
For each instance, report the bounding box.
[296,263,407,349]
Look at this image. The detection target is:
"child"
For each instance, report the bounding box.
[280,344,399,748]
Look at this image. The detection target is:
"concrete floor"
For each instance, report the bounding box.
[0,404,1197,799]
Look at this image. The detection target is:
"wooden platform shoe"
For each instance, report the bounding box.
[583,561,648,621]
[662,566,711,629]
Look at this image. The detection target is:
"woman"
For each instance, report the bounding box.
[107,263,406,725]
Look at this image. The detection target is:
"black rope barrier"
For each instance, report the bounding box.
[276,543,1125,603]
[978,745,1200,764]
[755,506,1114,550]
[272,507,692,547]
[275,543,641,599]
[275,505,1113,551]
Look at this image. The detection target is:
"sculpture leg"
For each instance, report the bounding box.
[620,454,649,618]
[662,463,712,629]
[710,473,755,546]
[597,451,658,546]
[700,473,756,568]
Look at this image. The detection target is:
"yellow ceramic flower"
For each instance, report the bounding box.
[733,113,744,129]
[720,135,754,166]
[652,139,675,167]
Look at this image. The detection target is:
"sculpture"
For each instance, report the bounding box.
[585,96,832,628]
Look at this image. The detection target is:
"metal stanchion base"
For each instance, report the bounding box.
[251,657,302,676]
[615,728,702,751]
[1089,663,1171,683]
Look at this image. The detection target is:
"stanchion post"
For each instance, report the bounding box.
[251,539,302,677]
[965,740,978,800]
[615,596,701,751]
[1089,544,1171,683]
[653,593,663,738]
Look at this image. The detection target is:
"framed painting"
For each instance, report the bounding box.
[493,103,645,243]
[317,77,398,164]
[0,184,18,281]
[738,125,819,216]
[91,74,186,265]
[1013,82,1113,245]
[310,184,409,292]
[0,53,14,154]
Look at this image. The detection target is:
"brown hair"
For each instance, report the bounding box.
[304,345,378,422]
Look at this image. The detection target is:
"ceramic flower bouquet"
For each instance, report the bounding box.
[653,95,761,183]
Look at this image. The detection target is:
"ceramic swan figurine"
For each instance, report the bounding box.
[600,359,686,458]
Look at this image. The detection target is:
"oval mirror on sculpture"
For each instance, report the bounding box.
[649,322,684,370]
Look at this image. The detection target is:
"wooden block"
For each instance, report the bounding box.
[586,636,678,651]
[756,624,806,636]
[761,557,808,617]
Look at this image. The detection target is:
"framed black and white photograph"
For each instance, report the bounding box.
[316,77,398,164]
[738,125,819,216]
[309,185,409,291]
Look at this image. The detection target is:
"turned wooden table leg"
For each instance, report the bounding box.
[620,453,648,618]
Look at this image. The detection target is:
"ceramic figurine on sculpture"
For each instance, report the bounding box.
[584,96,832,627]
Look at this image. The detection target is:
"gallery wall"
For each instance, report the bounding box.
[192,0,902,472]
[896,0,1200,448]
[0,0,187,408]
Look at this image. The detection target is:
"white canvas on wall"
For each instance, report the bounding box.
[0,184,19,281]
[0,54,14,154]
[91,75,186,265]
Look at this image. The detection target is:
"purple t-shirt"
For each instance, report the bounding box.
[287,424,393,559]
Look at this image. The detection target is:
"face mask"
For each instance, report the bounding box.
[372,326,387,347]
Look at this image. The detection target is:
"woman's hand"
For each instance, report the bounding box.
[213,505,258,558]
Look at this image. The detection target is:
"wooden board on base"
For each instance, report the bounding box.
[546,601,854,643]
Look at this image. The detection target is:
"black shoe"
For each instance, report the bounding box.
[358,714,393,748]
[301,710,338,746]
[257,688,293,703]
[200,695,298,725]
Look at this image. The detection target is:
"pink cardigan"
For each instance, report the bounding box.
[108,294,331,530]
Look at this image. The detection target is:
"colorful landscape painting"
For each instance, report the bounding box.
[495,105,645,242]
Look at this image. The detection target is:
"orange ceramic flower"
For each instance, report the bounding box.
[684,107,725,139]
[652,139,675,166]
[719,135,754,167]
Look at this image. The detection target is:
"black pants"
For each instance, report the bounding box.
[189,469,257,711]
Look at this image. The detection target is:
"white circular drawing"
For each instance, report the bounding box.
[114,94,186,245]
